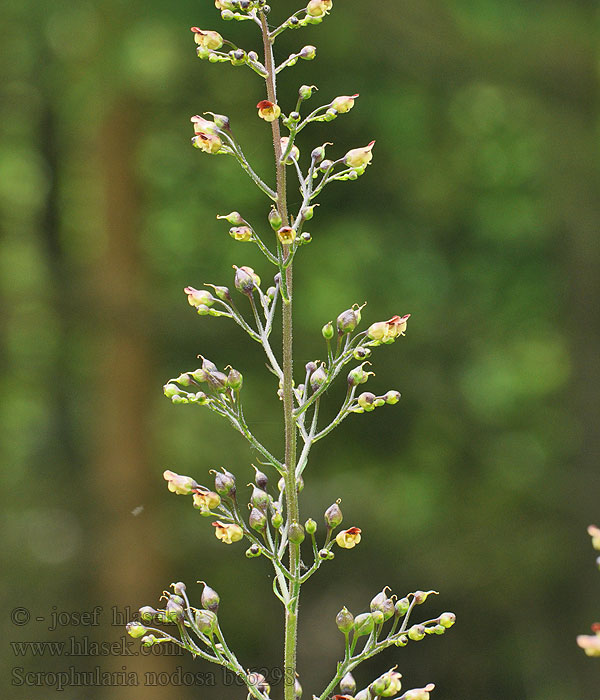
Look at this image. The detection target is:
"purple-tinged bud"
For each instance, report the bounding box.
[408,624,426,641]
[249,673,271,696]
[319,159,334,172]
[355,691,372,700]
[357,392,376,411]
[211,468,236,497]
[201,357,218,374]
[370,588,395,621]
[311,144,329,163]
[229,226,253,242]
[372,610,385,625]
[299,84,317,100]
[395,597,410,617]
[233,265,260,295]
[198,582,220,612]
[347,363,373,387]
[295,677,303,699]
[227,368,243,390]
[305,518,317,535]
[205,111,230,130]
[246,543,261,557]
[139,606,158,622]
[325,500,343,529]
[268,207,283,230]
[310,364,327,391]
[332,94,359,114]
[353,612,374,637]
[252,465,268,489]
[141,634,157,647]
[277,226,296,245]
[340,672,356,695]
[324,108,338,121]
[439,612,456,628]
[318,548,330,559]
[337,303,365,333]
[126,621,147,638]
[305,360,318,374]
[299,231,312,244]
[185,286,215,308]
[289,521,305,544]
[384,390,401,404]
[206,370,228,393]
[206,284,231,302]
[336,607,354,634]
[322,322,334,340]
[288,111,301,123]
[300,45,317,60]
[249,484,269,511]
[195,609,218,635]
[271,509,283,529]
[172,581,186,596]
[229,48,246,65]
[353,346,371,360]
[165,597,184,622]
[413,589,438,605]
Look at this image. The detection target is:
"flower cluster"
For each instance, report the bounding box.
[576,525,600,657]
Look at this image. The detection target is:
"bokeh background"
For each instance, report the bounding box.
[1,0,599,698]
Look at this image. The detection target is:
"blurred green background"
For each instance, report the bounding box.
[1,0,599,698]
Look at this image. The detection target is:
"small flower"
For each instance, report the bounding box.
[193,489,221,513]
[184,286,215,308]
[306,0,333,18]
[212,520,243,544]
[336,526,362,549]
[367,314,410,342]
[344,140,375,168]
[257,100,281,122]
[577,624,600,656]
[280,137,300,164]
[401,684,435,700]
[190,114,218,135]
[163,469,197,495]
[588,524,600,551]
[192,131,222,154]
[277,226,296,245]
[332,94,359,113]
[190,27,223,50]
[230,226,253,242]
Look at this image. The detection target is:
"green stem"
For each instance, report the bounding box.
[259,12,299,700]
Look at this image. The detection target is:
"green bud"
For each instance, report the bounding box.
[299,84,317,100]
[249,485,269,510]
[268,207,283,230]
[340,672,356,695]
[335,607,354,634]
[408,624,426,641]
[324,108,337,121]
[431,624,446,635]
[300,45,317,60]
[439,612,456,628]
[163,383,181,398]
[318,548,329,559]
[370,588,395,620]
[299,231,312,244]
[165,597,184,622]
[395,597,410,616]
[394,634,409,647]
[211,468,236,497]
[207,284,232,302]
[195,609,217,635]
[322,322,335,340]
[301,204,318,221]
[384,390,401,404]
[249,506,267,531]
[288,521,305,544]
[229,48,246,65]
[347,363,373,387]
[246,543,261,557]
[324,500,343,529]
[271,509,283,529]
[357,392,376,410]
[294,678,303,699]
[305,518,317,535]
[337,303,365,334]
[200,582,220,612]
[353,612,375,637]
[217,211,245,225]
[127,621,148,638]
[227,368,243,390]
[371,610,384,625]
[139,606,158,622]
[310,364,327,391]
[234,265,259,295]
[221,9,234,20]
[413,589,438,605]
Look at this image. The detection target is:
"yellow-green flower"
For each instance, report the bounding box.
[190,27,223,51]
[257,100,281,122]
[163,469,197,495]
[344,140,375,168]
[336,527,361,549]
[212,520,243,544]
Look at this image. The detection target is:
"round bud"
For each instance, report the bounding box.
[324,500,343,529]
[250,485,269,510]
[305,518,317,535]
[371,610,384,625]
[319,159,333,172]
[395,597,410,617]
[249,507,267,531]
[139,606,157,622]
[353,612,375,637]
[300,45,316,60]
[246,544,261,558]
[322,322,334,340]
[408,624,426,642]
[212,468,236,497]
[268,207,283,230]
[439,612,456,628]
[288,521,305,544]
[335,607,354,634]
[340,672,356,695]
[271,509,283,529]
[195,609,217,635]
[310,365,327,391]
[353,346,371,360]
[227,368,243,390]
[300,231,312,244]
[299,84,315,100]
[253,465,268,489]
[200,582,220,612]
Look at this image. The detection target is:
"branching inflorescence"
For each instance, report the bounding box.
[127,2,455,699]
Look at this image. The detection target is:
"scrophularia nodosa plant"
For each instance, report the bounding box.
[127,2,456,698]
[576,525,600,658]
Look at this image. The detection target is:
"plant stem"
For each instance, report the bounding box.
[259,11,299,700]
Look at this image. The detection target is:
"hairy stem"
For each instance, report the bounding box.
[259,11,299,700]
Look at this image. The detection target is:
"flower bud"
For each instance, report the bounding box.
[277,226,296,245]
[229,226,252,242]
[310,364,327,391]
[217,211,246,226]
[355,691,372,700]
[211,468,236,497]
[357,392,376,411]
[395,597,410,616]
[205,111,230,130]
[370,588,395,621]
[299,231,312,244]
[306,0,332,17]
[126,621,147,638]
[340,672,356,695]
[257,100,281,122]
[372,610,385,625]
[195,609,218,635]
[206,370,228,393]
[384,390,401,404]
[193,489,221,514]
[229,48,246,65]
[192,131,222,154]
[401,684,435,700]
[337,303,365,334]
[268,207,283,230]
[212,520,243,544]
[319,159,334,172]
[246,543,261,557]
[139,606,158,622]
[185,286,215,308]
[175,372,194,387]
[300,45,317,60]
[163,469,198,495]
[588,524,600,550]
[439,612,456,628]
[413,589,438,605]
[305,360,318,374]
[280,137,300,164]
[324,500,343,529]
[407,624,426,641]
[336,527,361,549]
[430,624,446,635]
[353,346,371,360]
[324,108,337,122]
[141,634,157,647]
[353,612,374,637]
[305,518,317,535]
[344,141,375,169]
[224,368,243,391]
[249,507,267,531]
[271,509,283,529]
[311,143,330,164]
[191,27,223,50]
[336,607,354,634]
[394,634,409,647]
[322,322,334,340]
[295,678,303,699]
[372,668,402,697]
[172,581,186,596]
[289,521,305,544]
[332,94,359,114]
[347,363,373,387]
[234,265,260,295]
[165,597,185,622]
[300,204,318,222]
[249,484,269,510]
[251,465,268,489]
[163,383,181,398]
[299,84,317,100]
